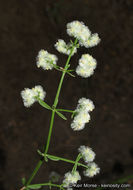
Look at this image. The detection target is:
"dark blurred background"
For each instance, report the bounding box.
[0,0,133,189]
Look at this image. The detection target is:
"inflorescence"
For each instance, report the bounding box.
[20,20,101,190]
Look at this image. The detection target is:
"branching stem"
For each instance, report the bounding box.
[25,39,78,188]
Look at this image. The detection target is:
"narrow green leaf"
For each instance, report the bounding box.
[66,71,75,77]
[37,150,44,157]
[28,184,41,189]
[38,99,52,110]
[48,155,60,161]
[21,177,26,185]
[55,111,67,120]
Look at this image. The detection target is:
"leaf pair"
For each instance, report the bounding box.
[38,98,67,120]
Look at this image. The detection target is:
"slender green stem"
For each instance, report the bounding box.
[26,160,43,186]
[44,39,78,154]
[46,154,88,169]
[53,39,78,107]
[44,110,55,154]
[25,39,78,187]
[56,108,74,113]
[72,153,82,173]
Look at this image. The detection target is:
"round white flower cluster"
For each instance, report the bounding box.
[55,39,77,56]
[67,21,100,48]
[78,146,95,163]
[77,98,95,112]
[21,85,46,107]
[71,97,94,131]
[76,54,97,78]
[84,162,100,177]
[63,171,81,188]
[37,50,58,70]
[78,145,100,178]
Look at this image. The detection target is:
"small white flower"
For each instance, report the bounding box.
[55,39,77,56]
[76,54,97,78]
[63,171,81,188]
[78,146,95,163]
[55,39,67,54]
[71,121,85,131]
[79,54,97,68]
[71,97,94,131]
[37,50,58,70]
[73,111,90,124]
[67,21,91,45]
[21,88,35,107]
[66,21,100,48]
[85,33,100,48]
[71,112,90,131]
[32,85,46,100]
[21,85,46,107]
[77,98,95,112]
[84,162,100,177]
[76,66,94,78]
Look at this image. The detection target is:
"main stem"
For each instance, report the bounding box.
[25,39,77,187]
[44,39,77,155]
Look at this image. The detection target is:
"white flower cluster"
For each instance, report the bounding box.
[67,20,100,48]
[78,146,95,163]
[55,39,77,56]
[78,145,100,178]
[84,162,100,177]
[71,97,94,131]
[63,171,81,188]
[21,85,46,107]
[37,50,58,70]
[62,146,99,189]
[76,54,97,78]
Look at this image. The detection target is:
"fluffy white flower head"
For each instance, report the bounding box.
[63,171,81,188]
[71,121,85,131]
[55,39,67,54]
[77,98,95,112]
[67,21,91,44]
[78,146,95,163]
[55,39,77,56]
[79,54,97,68]
[80,33,100,48]
[32,85,46,100]
[21,85,46,107]
[37,50,58,70]
[76,54,97,78]
[84,162,100,177]
[67,20,100,48]
[71,112,90,131]
[21,88,35,107]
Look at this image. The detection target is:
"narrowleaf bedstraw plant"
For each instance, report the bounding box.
[20,20,101,190]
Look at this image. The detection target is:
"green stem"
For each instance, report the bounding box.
[46,154,88,169]
[44,110,55,154]
[56,108,74,113]
[25,39,78,187]
[44,39,78,155]
[26,160,43,186]
[53,39,78,107]
[72,153,82,173]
